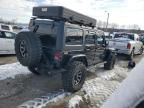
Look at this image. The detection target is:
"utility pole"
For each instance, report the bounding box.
[105,11,109,32]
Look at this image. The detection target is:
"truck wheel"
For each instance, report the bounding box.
[15,32,42,67]
[28,66,40,75]
[104,53,116,70]
[128,49,134,60]
[139,47,143,55]
[136,100,144,108]
[62,61,87,92]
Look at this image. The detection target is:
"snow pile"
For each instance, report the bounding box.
[37,93,67,108]
[98,65,128,82]
[82,78,119,108]
[68,95,83,108]
[0,63,30,80]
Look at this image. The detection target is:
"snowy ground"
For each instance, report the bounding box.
[0,54,143,108]
[18,65,128,108]
[0,63,30,80]
[68,66,128,108]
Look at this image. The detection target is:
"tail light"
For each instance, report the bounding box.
[54,51,62,61]
[127,43,131,49]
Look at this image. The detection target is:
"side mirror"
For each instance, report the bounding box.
[102,44,106,47]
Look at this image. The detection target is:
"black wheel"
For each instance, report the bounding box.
[135,100,144,108]
[139,47,143,55]
[15,32,42,67]
[128,49,134,60]
[28,66,40,75]
[128,60,136,68]
[104,53,116,70]
[62,61,87,92]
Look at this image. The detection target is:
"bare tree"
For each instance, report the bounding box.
[132,24,140,30]
[102,21,107,28]
[109,23,119,29]
[0,17,4,23]
[127,24,140,30]
[11,19,17,25]
[96,20,103,28]
[120,25,126,29]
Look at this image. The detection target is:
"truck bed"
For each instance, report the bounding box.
[108,38,132,55]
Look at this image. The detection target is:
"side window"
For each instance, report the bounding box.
[96,35,104,45]
[0,31,5,38]
[66,28,83,45]
[0,32,3,38]
[4,32,15,39]
[1,25,10,30]
[85,31,95,44]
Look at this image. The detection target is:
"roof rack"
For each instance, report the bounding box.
[33,6,96,27]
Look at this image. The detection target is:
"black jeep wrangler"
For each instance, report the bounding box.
[15,6,116,92]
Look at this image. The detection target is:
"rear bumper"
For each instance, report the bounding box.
[115,49,131,55]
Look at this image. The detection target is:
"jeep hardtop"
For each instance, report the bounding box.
[15,6,116,92]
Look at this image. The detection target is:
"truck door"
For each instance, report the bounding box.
[134,34,142,53]
[3,31,15,53]
[85,31,96,66]
[95,34,106,63]
[0,31,6,53]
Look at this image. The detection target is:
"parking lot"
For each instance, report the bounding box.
[0,54,143,108]
[1,1,144,108]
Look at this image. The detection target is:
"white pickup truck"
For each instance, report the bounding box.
[108,33,143,59]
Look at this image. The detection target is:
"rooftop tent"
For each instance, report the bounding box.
[33,6,96,27]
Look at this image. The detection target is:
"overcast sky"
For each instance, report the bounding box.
[0,0,144,29]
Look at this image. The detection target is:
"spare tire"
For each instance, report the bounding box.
[15,31,42,67]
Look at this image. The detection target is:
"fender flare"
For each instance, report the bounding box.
[69,54,88,66]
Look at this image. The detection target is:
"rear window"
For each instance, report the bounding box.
[114,34,123,38]
[4,32,15,39]
[114,33,134,40]
[1,25,10,30]
[127,34,134,40]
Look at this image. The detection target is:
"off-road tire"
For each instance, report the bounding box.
[104,53,116,70]
[135,100,144,108]
[128,49,134,60]
[62,61,87,92]
[15,32,42,67]
[28,66,40,75]
[139,47,143,55]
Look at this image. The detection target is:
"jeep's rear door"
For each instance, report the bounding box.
[85,31,96,66]
[95,34,106,63]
